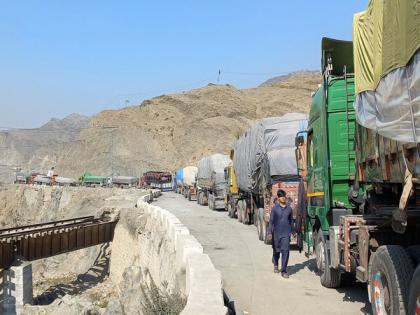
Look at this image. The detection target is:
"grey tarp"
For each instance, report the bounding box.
[233,113,308,193]
[355,51,420,143]
[197,154,231,189]
[182,166,198,186]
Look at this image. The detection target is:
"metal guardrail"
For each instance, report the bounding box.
[0,216,117,269]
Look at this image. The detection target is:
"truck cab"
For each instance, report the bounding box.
[304,38,357,288]
[224,162,239,218]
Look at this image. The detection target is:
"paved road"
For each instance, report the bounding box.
[155,192,370,315]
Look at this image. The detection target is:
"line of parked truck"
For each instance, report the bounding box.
[15,169,173,190]
[175,1,420,313]
[175,113,307,246]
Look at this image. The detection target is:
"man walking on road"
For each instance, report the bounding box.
[268,189,294,278]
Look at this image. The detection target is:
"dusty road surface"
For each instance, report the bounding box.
[155,192,370,315]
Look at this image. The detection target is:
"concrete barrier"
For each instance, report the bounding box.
[136,191,227,315]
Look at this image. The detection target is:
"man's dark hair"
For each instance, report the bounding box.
[277,189,286,198]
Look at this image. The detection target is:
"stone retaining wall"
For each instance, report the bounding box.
[136,191,227,315]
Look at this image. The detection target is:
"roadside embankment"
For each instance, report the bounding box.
[107,192,227,315]
[0,185,226,314]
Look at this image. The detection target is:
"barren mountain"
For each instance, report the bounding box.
[0,114,89,182]
[52,71,320,179]
[1,72,320,182]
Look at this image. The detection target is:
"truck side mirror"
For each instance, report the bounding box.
[295,135,305,147]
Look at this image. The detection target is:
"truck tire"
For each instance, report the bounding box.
[242,204,247,225]
[260,209,268,243]
[208,194,214,210]
[408,265,420,315]
[315,230,341,288]
[228,203,234,218]
[242,201,249,225]
[263,222,271,245]
[407,245,420,265]
[237,201,243,223]
[369,245,414,315]
[256,208,264,241]
[188,191,192,201]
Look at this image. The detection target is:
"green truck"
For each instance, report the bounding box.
[301,36,420,315]
[79,172,108,187]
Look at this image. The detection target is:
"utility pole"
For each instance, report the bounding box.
[217,69,221,83]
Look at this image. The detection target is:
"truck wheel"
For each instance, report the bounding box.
[408,265,420,315]
[315,229,341,288]
[263,222,271,245]
[406,245,420,265]
[242,202,249,225]
[227,203,234,218]
[369,245,414,315]
[188,191,191,201]
[237,201,243,223]
[259,208,268,243]
[256,208,264,241]
[208,194,213,210]
[256,209,262,240]
[241,204,247,224]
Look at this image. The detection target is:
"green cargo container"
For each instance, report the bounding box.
[79,172,108,186]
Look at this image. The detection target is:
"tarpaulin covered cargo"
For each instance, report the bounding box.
[111,176,138,185]
[55,177,77,185]
[197,154,231,189]
[353,0,420,142]
[211,168,227,194]
[233,113,308,193]
[182,166,198,186]
[175,168,183,185]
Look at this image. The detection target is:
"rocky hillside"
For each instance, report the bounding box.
[0,72,320,181]
[53,72,320,179]
[0,114,89,182]
[259,70,319,87]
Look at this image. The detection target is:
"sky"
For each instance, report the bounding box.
[0,1,367,128]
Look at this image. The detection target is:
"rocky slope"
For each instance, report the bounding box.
[0,114,89,182]
[1,72,320,181]
[53,71,320,179]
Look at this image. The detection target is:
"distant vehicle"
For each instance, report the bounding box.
[196,154,231,210]
[79,172,108,187]
[33,174,52,186]
[55,176,77,186]
[14,171,30,184]
[174,168,183,193]
[141,171,172,192]
[175,166,198,201]
[110,176,138,188]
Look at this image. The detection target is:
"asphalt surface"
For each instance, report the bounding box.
[155,192,371,315]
